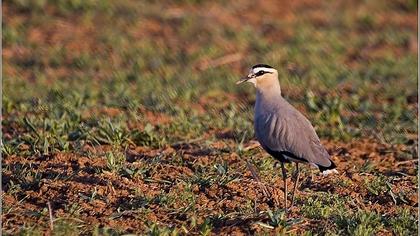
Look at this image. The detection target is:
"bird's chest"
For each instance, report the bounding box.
[254,112,282,143]
[253,97,286,144]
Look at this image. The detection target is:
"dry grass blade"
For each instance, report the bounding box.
[197,53,243,71]
[48,201,54,231]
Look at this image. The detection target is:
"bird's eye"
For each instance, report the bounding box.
[255,71,266,76]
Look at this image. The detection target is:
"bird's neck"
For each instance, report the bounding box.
[256,79,282,99]
[255,80,282,114]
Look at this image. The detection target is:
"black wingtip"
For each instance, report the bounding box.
[317,160,336,172]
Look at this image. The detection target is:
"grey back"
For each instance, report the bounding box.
[254,95,332,167]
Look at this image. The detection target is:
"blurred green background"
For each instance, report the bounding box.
[3,0,418,152]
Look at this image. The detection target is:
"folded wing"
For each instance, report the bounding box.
[255,107,334,170]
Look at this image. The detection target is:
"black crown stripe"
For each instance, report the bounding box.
[252,64,273,69]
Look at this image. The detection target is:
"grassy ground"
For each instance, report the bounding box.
[2,0,418,235]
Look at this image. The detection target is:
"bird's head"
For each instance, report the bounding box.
[236,64,278,88]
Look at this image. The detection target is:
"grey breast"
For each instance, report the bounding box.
[254,97,331,167]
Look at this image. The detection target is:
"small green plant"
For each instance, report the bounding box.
[2,143,18,156]
[146,223,179,236]
[267,209,287,227]
[17,225,43,236]
[360,160,375,173]
[364,175,388,196]
[302,197,333,219]
[53,219,82,236]
[387,208,418,236]
[105,149,126,173]
[94,119,130,147]
[336,211,383,236]
[199,218,213,236]
[92,225,120,236]
[363,174,399,204]
[301,194,346,220]
[130,123,165,148]
[65,203,83,217]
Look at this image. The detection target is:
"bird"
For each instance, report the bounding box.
[236,64,338,212]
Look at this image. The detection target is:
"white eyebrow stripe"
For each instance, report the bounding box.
[252,67,276,74]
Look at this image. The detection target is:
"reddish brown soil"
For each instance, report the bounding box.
[2,138,418,234]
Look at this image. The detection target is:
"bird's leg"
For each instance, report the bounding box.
[280,161,288,212]
[290,162,300,209]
